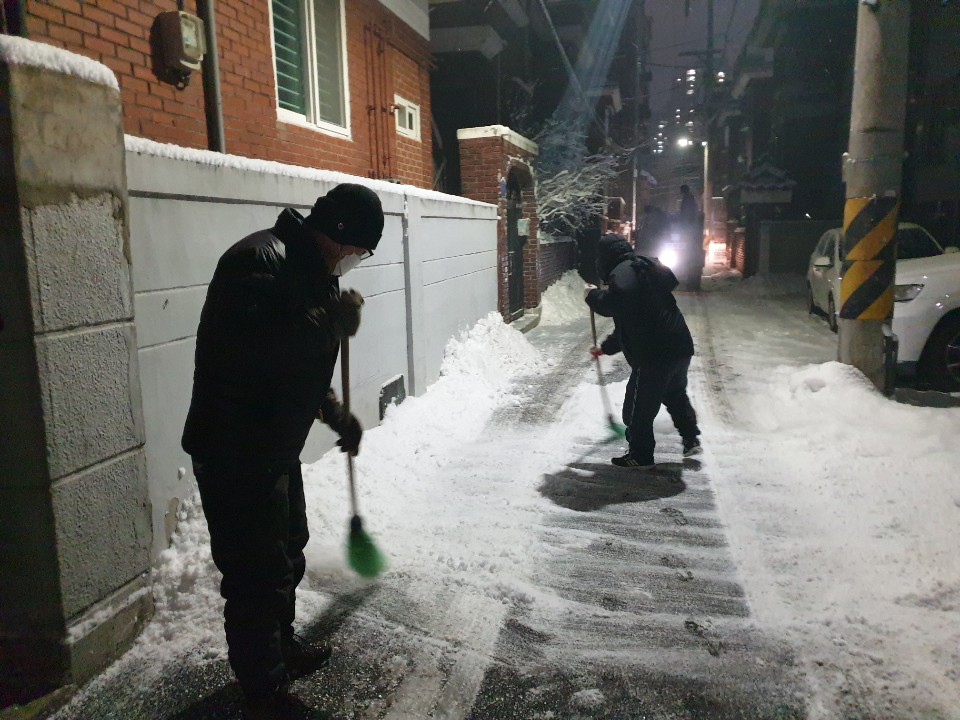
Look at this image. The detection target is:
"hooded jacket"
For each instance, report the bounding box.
[585,235,694,367]
[182,208,351,465]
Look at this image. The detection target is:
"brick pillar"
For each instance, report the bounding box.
[457,125,539,321]
[0,40,152,707]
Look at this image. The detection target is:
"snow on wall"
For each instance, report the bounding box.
[0,34,118,90]
[124,138,498,557]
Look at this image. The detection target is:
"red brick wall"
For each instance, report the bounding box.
[538,240,578,293]
[23,0,432,188]
[519,177,538,309]
[459,131,541,320]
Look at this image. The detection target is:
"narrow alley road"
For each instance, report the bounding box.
[50,272,960,720]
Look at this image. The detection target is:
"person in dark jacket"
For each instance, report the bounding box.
[585,234,702,468]
[678,183,698,223]
[181,183,384,712]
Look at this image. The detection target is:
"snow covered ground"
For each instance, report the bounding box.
[52,265,960,719]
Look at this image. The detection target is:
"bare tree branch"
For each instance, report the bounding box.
[534,119,631,238]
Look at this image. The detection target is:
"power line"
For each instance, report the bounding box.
[722,0,740,66]
[533,0,606,133]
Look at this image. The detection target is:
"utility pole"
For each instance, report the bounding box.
[703,0,714,237]
[839,0,910,394]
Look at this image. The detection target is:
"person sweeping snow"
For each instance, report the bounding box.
[585,234,703,469]
[181,183,384,717]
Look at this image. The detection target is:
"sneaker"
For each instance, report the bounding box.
[682,437,702,457]
[611,454,656,469]
[282,634,332,680]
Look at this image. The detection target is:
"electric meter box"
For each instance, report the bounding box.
[158,11,206,72]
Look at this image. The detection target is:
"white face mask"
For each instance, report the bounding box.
[332,252,364,277]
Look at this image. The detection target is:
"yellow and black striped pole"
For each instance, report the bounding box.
[840,195,899,323]
[839,0,910,394]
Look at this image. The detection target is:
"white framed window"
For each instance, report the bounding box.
[270,0,350,138]
[393,94,420,142]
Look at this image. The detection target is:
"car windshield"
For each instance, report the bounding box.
[896,228,942,260]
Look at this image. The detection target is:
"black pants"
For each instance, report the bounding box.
[622,356,700,464]
[193,460,308,698]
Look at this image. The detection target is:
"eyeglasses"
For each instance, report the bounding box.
[342,244,373,261]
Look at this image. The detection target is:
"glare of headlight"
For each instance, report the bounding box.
[677,137,690,147]
[659,247,679,269]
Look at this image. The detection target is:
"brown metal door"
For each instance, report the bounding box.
[363,24,394,180]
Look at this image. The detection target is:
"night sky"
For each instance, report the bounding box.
[645,0,761,113]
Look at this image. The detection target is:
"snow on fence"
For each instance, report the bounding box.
[124,141,498,555]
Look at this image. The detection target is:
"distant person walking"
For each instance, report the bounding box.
[585,235,702,468]
[677,184,704,290]
[678,184,698,224]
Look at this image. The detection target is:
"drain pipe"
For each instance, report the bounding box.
[196,0,225,152]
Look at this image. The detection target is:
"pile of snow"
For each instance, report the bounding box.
[539,271,590,326]
[298,312,547,591]
[440,311,544,382]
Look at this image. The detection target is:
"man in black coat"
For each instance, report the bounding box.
[181,183,384,711]
[585,235,702,468]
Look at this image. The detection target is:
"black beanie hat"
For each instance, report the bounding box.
[305,183,384,251]
[596,234,634,280]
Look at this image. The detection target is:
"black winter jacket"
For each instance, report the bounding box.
[586,236,694,367]
[182,208,350,465]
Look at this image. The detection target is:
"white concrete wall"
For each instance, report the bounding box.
[124,148,497,556]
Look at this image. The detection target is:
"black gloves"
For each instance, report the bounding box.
[336,412,362,456]
[334,289,363,338]
[319,390,363,456]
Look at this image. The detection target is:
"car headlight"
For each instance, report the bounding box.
[894,283,924,302]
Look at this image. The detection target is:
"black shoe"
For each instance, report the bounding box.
[282,634,332,680]
[682,437,702,457]
[611,454,656,469]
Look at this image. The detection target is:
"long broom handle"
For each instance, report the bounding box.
[589,308,615,418]
[341,337,359,516]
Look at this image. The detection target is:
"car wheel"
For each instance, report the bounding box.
[917,315,960,392]
[807,286,816,315]
[827,294,838,333]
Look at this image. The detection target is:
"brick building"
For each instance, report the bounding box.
[2,0,432,187]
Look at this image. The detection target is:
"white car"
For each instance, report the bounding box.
[806,223,960,390]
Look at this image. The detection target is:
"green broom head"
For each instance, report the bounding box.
[347,515,387,578]
[607,415,627,440]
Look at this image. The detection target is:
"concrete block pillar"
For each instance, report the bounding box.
[0,41,153,707]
